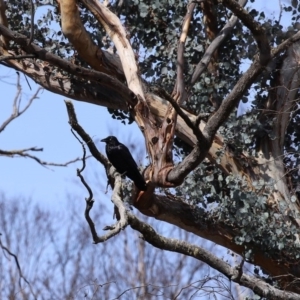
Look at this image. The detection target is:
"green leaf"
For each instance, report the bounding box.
[291,195,297,203]
[204,77,210,84]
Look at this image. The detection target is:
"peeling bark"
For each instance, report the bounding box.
[57,0,124,80]
[256,42,300,216]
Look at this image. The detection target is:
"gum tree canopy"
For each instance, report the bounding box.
[1,0,300,298]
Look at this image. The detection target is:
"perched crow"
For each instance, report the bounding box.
[101,136,147,191]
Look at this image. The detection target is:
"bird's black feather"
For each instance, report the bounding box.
[101,136,147,191]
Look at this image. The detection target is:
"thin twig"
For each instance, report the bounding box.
[231,259,244,281]
[0,234,37,299]
[70,128,99,242]
[0,76,41,133]
[0,148,85,168]
[278,0,283,25]
[71,129,93,199]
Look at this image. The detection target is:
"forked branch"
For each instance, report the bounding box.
[0,75,41,133]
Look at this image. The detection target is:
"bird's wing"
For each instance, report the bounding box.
[117,144,146,190]
[106,143,138,173]
[117,143,138,168]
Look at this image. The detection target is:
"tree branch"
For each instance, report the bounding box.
[0,54,36,61]
[71,129,94,201]
[189,0,247,88]
[173,1,196,104]
[128,213,300,300]
[220,0,271,65]
[151,86,207,146]
[0,24,135,106]
[0,147,85,168]
[64,100,108,168]
[65,101,129,243]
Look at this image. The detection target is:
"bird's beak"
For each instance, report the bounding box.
[101,137,108,142]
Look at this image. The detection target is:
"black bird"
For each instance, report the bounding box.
[101,136,147,191]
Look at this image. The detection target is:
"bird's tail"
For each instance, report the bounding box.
[134,177,147,191]
[127,170,147,191]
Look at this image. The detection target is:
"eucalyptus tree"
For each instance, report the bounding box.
[1,0,300,298]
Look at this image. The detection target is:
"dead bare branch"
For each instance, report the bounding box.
[0,84,86,168]
[0,147,85,168]
[65,100,129,243]
[64,100,109,168]
[70,128,99,242]
[71,129,94,201]
[85,159,128,243]
[0,75,41,133]
[88,170,129,243]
